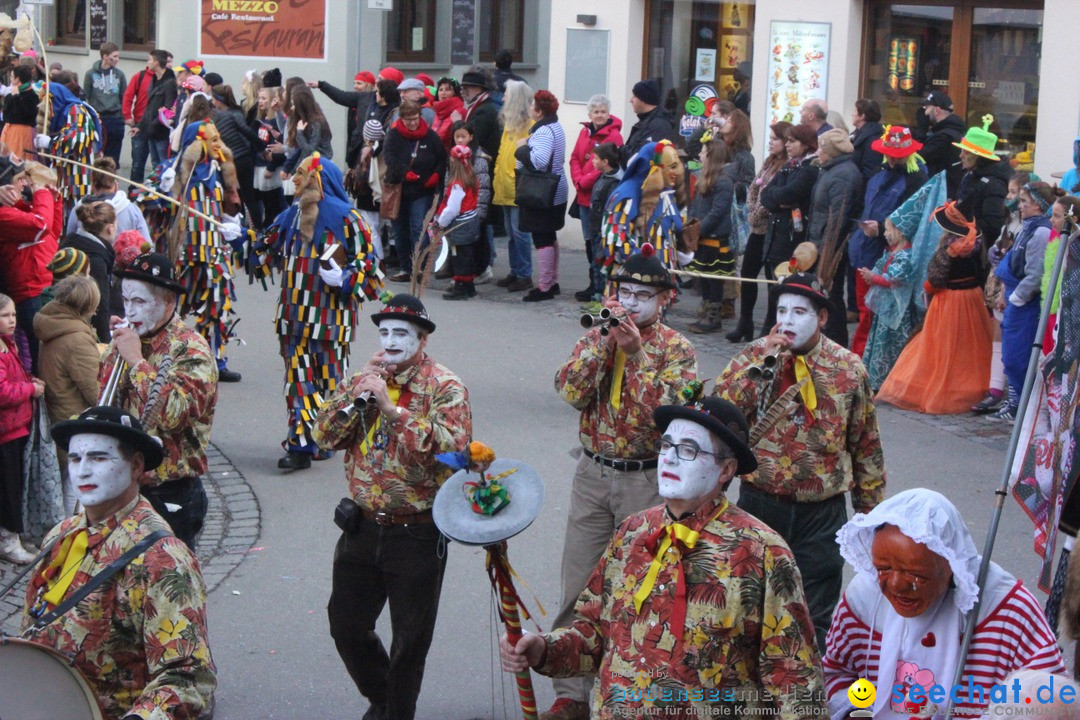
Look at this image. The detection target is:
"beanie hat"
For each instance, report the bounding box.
[204,72,223,87]
[354,70,376,85]
[114,231,150,270]
[416,73,435,87]
[262,68,282,88]
[632,78,661,107]
[363,119,385,142]
[379,66,404,86]
[818,128,854,156]
[47,247,89,280]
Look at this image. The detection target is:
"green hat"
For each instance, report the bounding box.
[952,114,999,161]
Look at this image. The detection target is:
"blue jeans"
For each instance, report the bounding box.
[578,206,603,293]
[502,205,532,279]
[149,137,169,167]
[391,193,435,276]
[100,115,125,165]
[129,131,150,183]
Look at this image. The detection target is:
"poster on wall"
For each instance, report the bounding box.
[765,21,830,131]
[199,0,327,60]
[695,49,716,82]
[888,36,919,94]
[722,36,747,69]
[722,3,748,30]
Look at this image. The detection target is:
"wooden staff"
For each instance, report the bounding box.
[487,543,538,720]
[36,151,227,229]
[670,267,779,284]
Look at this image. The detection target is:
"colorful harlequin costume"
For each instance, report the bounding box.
[602,140,686,276]
[44,83,102,211]
[253,153,382,456]
[169,120,241,371]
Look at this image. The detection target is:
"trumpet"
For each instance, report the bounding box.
[579,307,622,336]
[747,347,781,381]
[334,392,379,422]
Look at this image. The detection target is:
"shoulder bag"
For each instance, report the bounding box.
[515,130,559,210]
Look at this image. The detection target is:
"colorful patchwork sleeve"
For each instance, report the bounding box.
[339,209,383,301]
[554,332,614,411]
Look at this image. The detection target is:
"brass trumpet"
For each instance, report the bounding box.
[334,392,379,422]
[580,307,622,336]
[747,347,781,381]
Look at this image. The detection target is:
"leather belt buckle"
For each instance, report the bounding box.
[374,510,395,527]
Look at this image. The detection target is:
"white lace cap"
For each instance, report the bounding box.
[836,488,982,613]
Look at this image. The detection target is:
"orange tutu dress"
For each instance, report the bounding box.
[0,123,34,161]
[877,252,994,414]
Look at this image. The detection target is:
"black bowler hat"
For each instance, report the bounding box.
[653,397,757,475]
[117,252,184,294]
[460,69,494,91]
[53,406,164,471]
[370,293,436,334]
[773,271,830,313]
[609,248,676,290]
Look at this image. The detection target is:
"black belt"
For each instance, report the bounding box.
[583,449,658,472]
[742,484,842,507]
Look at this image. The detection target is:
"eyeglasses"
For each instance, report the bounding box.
[657,439,725,462]
[617,288,659,303]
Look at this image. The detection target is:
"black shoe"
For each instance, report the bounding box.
[277,451,312,470]
[522,287,556,302]
[551,283,561,295]
[971,392,1005,414]
[442,281,476,300]
[496,273,517,288]
[725,321,754,344]
[218,368,242,383]
[574,288,595,302]
[506,277,533,292]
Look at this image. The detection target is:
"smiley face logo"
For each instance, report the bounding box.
[848,679,876,709]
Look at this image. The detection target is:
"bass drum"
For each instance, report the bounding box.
[0,636,103,720]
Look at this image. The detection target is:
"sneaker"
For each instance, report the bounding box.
[971,392,1004,414]
[539,698,590,720]
[580,300,604,314]
[506,277,533,292]
[0,529,35,565]
[475,266,494,284]
[994,405,1018,422]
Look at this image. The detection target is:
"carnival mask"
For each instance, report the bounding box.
[617,282,662,328]
[871,524,953,618]
[67,434,134,509]
[378,319,422,368]
[659,144,683,188]
[122,279,171,337]
[776,294,821,352]
[658,419,722,501]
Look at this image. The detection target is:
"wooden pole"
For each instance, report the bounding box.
[36,151,227,229]
[488,544,538,720]
[669,267,779,284]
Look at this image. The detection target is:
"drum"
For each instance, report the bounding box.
[0,636,103,720]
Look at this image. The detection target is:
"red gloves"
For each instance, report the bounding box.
[405,171,420,182]
[423,173,439,189]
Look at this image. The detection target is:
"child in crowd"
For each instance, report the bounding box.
[447,121,492,280]
[860,217,917,391]
[585,141,621,304]
[1,63,39,160]
[0,292,45,565]
[686,133,735,334]
[436,144,482,300]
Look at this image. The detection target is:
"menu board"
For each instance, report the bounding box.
[765,21,831,128]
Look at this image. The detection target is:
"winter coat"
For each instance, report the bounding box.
[0,188,62,303]
[807,152,864,249]
[848,161,928,269]
[61,230,114,342]
[121,69,154,125]
[688,173,734,239]
[492,124,533,206]
[760,155,819,263]
[212,107,262,163]
[955,159,1012,245]
[589,171,620,242]
[316,82,372,166]
[283,120,333,174]
[383,118,446,203]
[68,190,151,244]
[32,300,100,425]
[432,96,465,151]
[137,69,177,140]
[620,106,677,168]
[920,112,965,193]
[726,149,756,199]
[83,60,127,118]
[463,94,501,162]
[569,116,624,207]
[2,85,39,126]
[850,121,884,181]
[0,334,33,444]
[515,114,568,234]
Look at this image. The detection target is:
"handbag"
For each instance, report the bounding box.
[515,137,559,209]
[381,140,419,221]
[679,217,701,253]
[730,199,751,255]
[21,398,66,544]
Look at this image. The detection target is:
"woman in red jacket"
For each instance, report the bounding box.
[568,94,623,301]
[431,77,464,152]
[0,161,64,373]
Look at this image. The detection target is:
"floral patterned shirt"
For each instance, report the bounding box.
[555,323,696,459]
[712,337,885,512]
[21,496,216,720]
[99,315,218,486]
[538,496,825,719]
[312,354,472,513]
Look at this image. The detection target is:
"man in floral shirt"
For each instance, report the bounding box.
[550,250,696,720]
[500,397,824,719]
[712,272,885,651]
[23,405,215,720]
[99,252,217,550]
[313,293,471,720]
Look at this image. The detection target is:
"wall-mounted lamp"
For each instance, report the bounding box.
[576,14,597,26]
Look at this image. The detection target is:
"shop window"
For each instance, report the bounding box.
[478,0,524,62]
[122,0,156,52]
[645,1,755,139]
[386,0,436,63]
[54,0,87,47]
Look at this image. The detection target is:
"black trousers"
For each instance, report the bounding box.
[739,233,778,333]
[451,242,478,279]
[328,517,447,720]
[737,485,847,653]
[141,476,208,550]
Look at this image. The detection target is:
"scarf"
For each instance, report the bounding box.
[463,91,491,121]
[391,116,431,140]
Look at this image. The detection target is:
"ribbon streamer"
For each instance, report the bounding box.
[486,542,541,720]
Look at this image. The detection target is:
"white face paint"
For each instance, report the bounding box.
[776,293,821,351]
[617,282,663,327]
[658,419,722,501]
[378,319,422,366]
[122,280,171,337]
[67,434,134,508]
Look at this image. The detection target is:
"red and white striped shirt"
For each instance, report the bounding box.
[824,578,1065,717]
